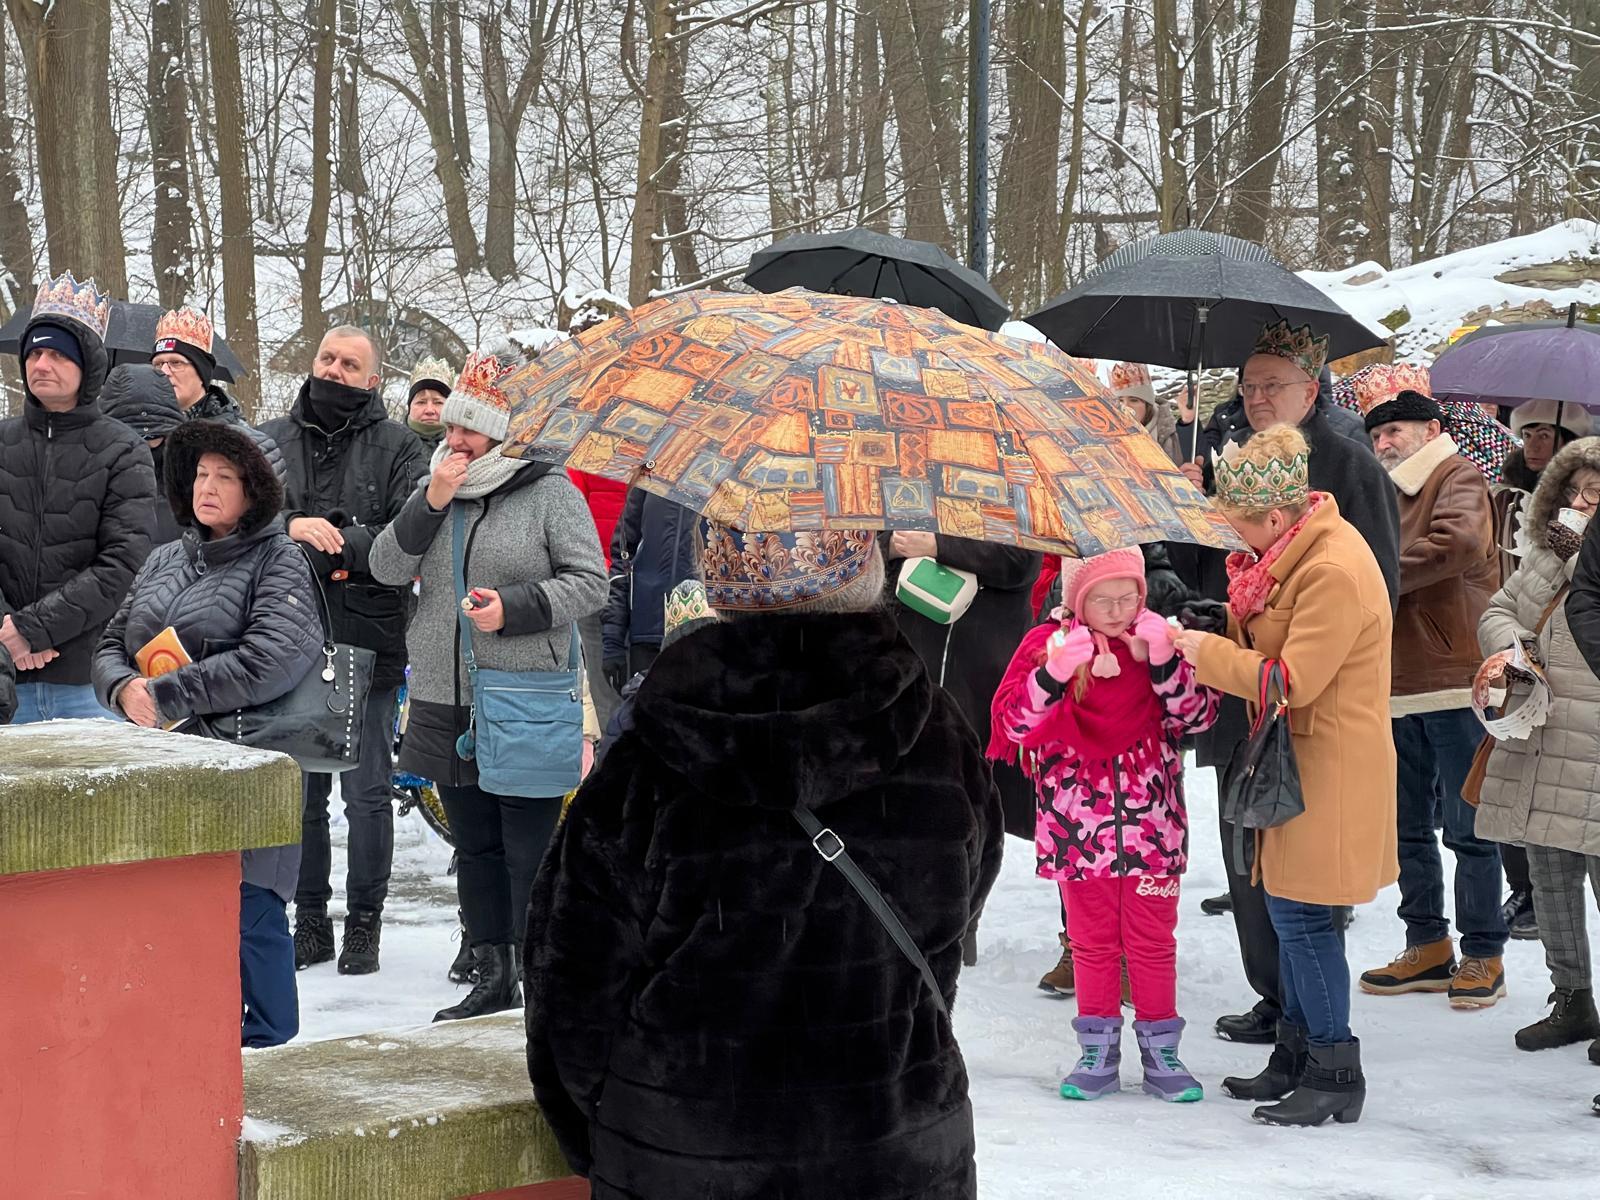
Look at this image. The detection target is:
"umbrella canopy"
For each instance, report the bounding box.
[1429,315,1600,410]
[745,228,1010,332]
[1,300,248,382]
[1024,229,1385,369]
[501,289,1242,557]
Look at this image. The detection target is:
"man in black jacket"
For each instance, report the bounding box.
[1167,323,1401,1049]
[0,272,156,723]
[261,325,429,976]
[601,489,705,690]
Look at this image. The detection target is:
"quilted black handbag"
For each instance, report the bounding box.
[1222,659,1304,875]
[198,551,376,774]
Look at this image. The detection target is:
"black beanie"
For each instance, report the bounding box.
[1364,389,1447,432]
[153,335,215,386]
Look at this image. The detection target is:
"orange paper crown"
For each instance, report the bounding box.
[452,352,512,411]
[1351,363,1431,416]
[155,307,215,355]
[33,271,112,342]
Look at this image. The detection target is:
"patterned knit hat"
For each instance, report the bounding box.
[1107,361,1156,407]
[442,352,513,440]
[1253,318,1330,381]
[661,579,717,649]
[1057,547,1147,617]
[408,355,454,402]
[32,271,112,343]
[154,307,217,382]
[1213,430,1311,510]
[701,523,875,611]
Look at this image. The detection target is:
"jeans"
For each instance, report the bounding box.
[439,782,563,947]
[1393,709,1508,958]
[295,686,400,919]
[1265,892,1351,1045]
[11,682,114,724]
[1061,876,1180,1022]
[240,883,298,1047]
[1218,765,1283,1020]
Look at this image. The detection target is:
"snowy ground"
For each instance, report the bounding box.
[297,767,1599,1199]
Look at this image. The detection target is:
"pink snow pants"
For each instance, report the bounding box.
[1061,876,1180,1022]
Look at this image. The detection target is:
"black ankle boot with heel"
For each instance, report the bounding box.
[1253,1038,1365,1127]
[1223,1021,1307,1101]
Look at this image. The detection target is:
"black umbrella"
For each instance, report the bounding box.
[1025,229,1386,457]
[745,227,1010,331]
[0,300,248,382]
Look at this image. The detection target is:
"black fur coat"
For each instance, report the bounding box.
[524,610,1004,1200]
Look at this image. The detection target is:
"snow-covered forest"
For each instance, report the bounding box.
[1,1,1597,413]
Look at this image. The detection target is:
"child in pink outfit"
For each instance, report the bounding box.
[990,547,1218,1102]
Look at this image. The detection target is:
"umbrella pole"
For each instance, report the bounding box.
[1186,304,1210,463]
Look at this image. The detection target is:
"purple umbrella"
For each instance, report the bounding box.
[1430,305,1600,411]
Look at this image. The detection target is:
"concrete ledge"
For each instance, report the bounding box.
[240,1014,576,1200]
[0,721,301,876]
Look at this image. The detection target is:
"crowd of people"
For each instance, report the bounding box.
[3,268,1599,1196]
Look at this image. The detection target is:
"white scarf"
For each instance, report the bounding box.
[428,439,532,500]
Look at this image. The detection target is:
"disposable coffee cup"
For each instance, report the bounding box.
[1558,507,1591,534]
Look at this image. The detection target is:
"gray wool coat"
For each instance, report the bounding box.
[370,462,607,787]
[1475,437,1600,857]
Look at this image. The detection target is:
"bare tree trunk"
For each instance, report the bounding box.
[337,0,368,198]
[1314,0,1368,263]
[1153,0,1185,229]
[991,0,1064,312]
[0,29,38,311]
[300,0,335,338]
[626,0,673,303]
[481,0,559,281]
[857,0,889,229]
[818,0,844,180]
[1047,0,1089,295]
[1226,0,1295,242]
[1409,8,1482,258]
[7,0,128,295]
[147,0,193,308]
[199,0,260,412]
[879,0,952,245]
[447,0,472,171]
[1356,0,1400,264]
[1107,4,1135,167]
[1191,0,1219,224]
[656,33,701,287]
[1565,0,1600,217]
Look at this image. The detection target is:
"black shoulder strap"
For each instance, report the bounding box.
[792,806,949,1018]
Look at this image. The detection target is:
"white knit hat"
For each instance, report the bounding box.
[441,352,512,441]
[1511,399,1592,441]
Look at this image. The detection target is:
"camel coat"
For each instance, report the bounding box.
[1192,495,1400,907]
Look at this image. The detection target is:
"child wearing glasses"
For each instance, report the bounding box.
[990,547,1219,1103]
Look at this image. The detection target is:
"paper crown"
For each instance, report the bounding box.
[662,579,717,648]
[409,355,454,395]
[32,272,112,343]
[1351,363,1431,415]
[1108,361,1153,394]
[1212,438,1310,510]
[1253,319,1330,380]
[154,307,215,355]
[441,351,515,439]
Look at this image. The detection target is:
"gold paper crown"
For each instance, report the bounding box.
[451,352,512,411]
[663,579,714,636]
[1254,318,1330,380]
[1212,438,1310,510]
[33,272,111,342]
[154,307,215,354]
[409,355,454,393]
[1351,362,1430,415]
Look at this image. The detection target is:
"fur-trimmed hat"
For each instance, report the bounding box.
[701,524,876,611]
[1511,398,1593,441]
[162,420,284,537]
[442,352,514,441]
[1363,390,1446,432]
[1056,547,1146,617]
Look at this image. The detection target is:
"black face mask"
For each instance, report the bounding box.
[304,375,373,427]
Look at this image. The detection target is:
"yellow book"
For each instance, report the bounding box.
[134,627,192,731]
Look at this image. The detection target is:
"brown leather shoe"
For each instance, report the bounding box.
[1449,956,1507,1009]
[1038,933,1075,996]
[1359,938,1457,995]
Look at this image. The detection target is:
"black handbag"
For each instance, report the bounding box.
[198,550,376,774]
[1222,659,1304,875]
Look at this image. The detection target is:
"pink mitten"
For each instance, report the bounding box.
[1131,609,1176,666]
[1044,625,1095,682]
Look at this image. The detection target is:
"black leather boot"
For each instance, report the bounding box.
[1253,1038,1365,1127]
[1223,1021,1307,1101]
[1215,1003,1279,1044]
[433,944,522,1022]
[1516,988,1600,1051]
[447,910,477,984]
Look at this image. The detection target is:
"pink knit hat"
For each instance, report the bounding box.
[1057,547,1147,617]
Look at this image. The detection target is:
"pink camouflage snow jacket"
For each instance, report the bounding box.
[990,617,1219,882]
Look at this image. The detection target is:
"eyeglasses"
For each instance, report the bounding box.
[1562,485,1600,506]
[1084,592,1141,615]
[1239,381,1300,400]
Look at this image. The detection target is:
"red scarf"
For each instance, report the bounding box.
[1226,494,1325,622]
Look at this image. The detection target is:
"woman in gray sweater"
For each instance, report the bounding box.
[371,353,606,1021]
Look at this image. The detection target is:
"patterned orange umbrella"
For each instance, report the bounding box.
[501,289,1243,556]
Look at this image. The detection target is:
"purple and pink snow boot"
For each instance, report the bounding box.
[1060,1015,1122,1100]
[1134,1017,1204,1103]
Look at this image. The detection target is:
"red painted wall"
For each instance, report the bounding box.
[0,854,243,1200]
[467,1183,590,1200]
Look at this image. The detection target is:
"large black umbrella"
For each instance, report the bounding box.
[1026,230,1384,367]
[745,227,1010,331]
[0,300,248,382]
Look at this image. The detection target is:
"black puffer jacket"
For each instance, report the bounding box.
[261,380,429,688]
[0,313,156,685]
[92,422,324,899]
[601,488,706,661]
[1567,518,1600,682]
[188,384,286,481]
[527,611,1003,1199]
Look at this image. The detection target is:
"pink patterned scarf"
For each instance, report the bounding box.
[1226,493,1326,622]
